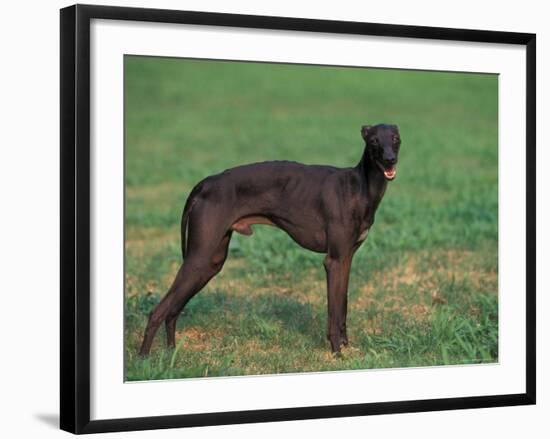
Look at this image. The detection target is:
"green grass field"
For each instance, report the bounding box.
[124,56,498,381]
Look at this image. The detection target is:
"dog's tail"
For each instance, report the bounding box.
[180,190,197,260]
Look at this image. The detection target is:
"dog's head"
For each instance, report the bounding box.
[361,124,401,181]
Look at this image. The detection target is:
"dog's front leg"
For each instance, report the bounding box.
[323,253,353,353]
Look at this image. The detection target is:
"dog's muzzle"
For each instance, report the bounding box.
[383,167,397,180]
[376,161,397,180]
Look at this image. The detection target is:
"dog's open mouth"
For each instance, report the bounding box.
[376,161,397,180]
[383,167,397,180]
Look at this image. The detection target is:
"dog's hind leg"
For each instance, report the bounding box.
[164,231,233,349]
[138,227,232,357]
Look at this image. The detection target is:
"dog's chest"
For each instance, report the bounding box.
[357,227,370,244]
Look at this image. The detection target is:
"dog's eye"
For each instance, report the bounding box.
[393,136,400,143]
[370,138,379,146]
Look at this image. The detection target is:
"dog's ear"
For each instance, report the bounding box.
[361,125,372,140]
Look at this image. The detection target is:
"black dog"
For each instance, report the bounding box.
[139,123,401,356]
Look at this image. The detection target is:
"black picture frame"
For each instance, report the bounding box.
[60,4,536,434]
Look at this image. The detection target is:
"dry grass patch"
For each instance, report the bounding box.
[126,227,178,251]
[175,327,224,352]
[360,248,497,298]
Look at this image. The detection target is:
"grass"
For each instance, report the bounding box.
[124,56,498,381]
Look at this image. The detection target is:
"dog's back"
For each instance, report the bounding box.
[193,160,340,213]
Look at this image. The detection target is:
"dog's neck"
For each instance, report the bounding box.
[356,146,388,209]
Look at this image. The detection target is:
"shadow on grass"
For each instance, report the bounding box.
[125,287,327,355]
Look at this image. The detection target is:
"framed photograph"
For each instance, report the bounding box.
[60,4,536,434]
